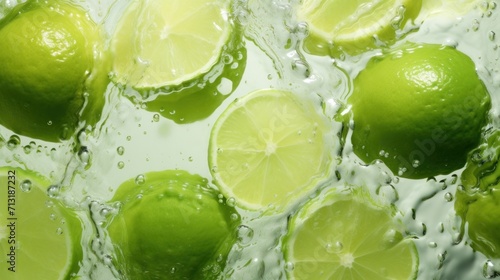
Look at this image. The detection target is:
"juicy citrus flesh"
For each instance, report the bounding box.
[0,2,104,142]
[0,167,81,279]
[112,0,232,89]
[455,130,500,259]
[209,89,332,211]
[297,0,422,54]
[284,189,418,280]
[108,170,237,280]
[349,43,490,179]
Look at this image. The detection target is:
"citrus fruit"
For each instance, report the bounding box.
[111,0,233,90]
[0,1,107,142]
[455,129,500,259]
[0,167,82,279]
[349,43,491,179]
[283,188,419,280]
[297,0,422,55]
[208,89,333,211]
[107,170,239,280]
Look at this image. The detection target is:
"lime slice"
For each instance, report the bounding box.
[297,0,422,55]
[111,0,232,89]
[283,188,418,280]
[0,167,81,279]
[209,89,333,211]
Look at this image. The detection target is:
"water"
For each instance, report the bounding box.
[0,0,500,279]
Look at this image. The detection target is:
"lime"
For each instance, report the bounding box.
[283,188,418,280]
[455,130,500,259]
[111,0,233,90]
[107,170,238,280]
[349,43,490,179]
[209,89,333,211]
[297,0,422,55]
[0,1,107,142]
[0,167,82,279]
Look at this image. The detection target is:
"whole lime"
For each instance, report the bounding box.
[455,130,500,259]
[0,2,107,142]
[107,170,239,280]
[349,43,490,179]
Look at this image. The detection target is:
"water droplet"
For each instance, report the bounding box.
[49,213,57,220]
[444,192,453,202]
[169,110,176,115]
[230,213,239,221]
[135,174,146,185]
[285,262,294,271]
[56,227,63,235]
[188,156,194,162]
[237,225,254,245]
[117,146,125,155]
[78,147,90,166]
[117,161,125,169]
[152,114,160,122]
[47,185,60,198]
[428,242,437,248]
[20,180,32,192]
[126,136,132,141]
[47,120,53,126]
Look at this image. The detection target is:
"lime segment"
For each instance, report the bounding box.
[112,0,232,89]
[297,0,422,54]
[0,167,81,279]
[209,89,332,211]
[284,188,418,280]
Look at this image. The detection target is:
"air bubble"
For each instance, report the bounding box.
[56,227,63,235]
[284,262,294,271]
[117,161,125,169]
[47,185,60,198]
[489,31,496,41]
[444,192,453,202]
[428,242,437,248]
[135,174,146,185]
[472,19,480,31]
[227,197,236,207]
[483,260,500,278]
[20,180,32,192]
[237,225,254,245]
[7,135,21,150]
[412,160,420,168]
[117,146,125,155]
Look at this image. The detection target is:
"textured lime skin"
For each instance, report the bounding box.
[455,130,500,259]
[108,170,238,280]
[349,43,490,179]
[0,2,107,142]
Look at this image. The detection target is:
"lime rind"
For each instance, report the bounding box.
[283,187,418,280]
[208,89,333,212]
[111,0,234,90]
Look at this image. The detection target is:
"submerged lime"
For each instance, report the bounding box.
[349,43,490,179]
[0,1,107,142]
[108,170,238,279]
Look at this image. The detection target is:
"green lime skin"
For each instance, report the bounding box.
[349,43,491,179]
[0,2,107,142]
[455,130,500,259]
[107,170,239,280]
